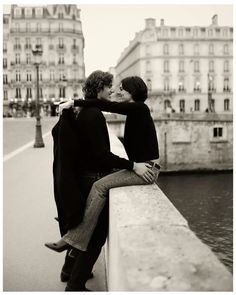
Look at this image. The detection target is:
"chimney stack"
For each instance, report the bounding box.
[145,18,156,29]
[212,14,218,26]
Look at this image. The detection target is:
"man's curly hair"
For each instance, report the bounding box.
[82,70,113,99]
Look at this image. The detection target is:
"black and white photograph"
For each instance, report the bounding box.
[2,1,233,292]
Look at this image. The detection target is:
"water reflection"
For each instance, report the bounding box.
[157,172,233,273]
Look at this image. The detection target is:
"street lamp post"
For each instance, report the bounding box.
[32,45,45,147]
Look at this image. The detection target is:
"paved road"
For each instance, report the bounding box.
[3,117,58,155]
[3,120,107,291]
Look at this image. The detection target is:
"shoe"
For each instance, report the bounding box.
[45,239,69,253]
[61,271,94,282]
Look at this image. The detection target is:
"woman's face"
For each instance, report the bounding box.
[119,84,133,102]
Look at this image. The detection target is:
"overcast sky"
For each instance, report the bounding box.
[3,2,234,76]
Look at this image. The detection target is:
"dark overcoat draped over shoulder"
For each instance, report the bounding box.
[52,108,86,236]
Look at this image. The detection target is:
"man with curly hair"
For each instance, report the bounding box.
[53,70,154,291]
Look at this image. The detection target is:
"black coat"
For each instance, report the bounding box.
[52,108,86,236]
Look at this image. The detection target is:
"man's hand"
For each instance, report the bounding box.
[133,162,154,183]
[58,100,74,115]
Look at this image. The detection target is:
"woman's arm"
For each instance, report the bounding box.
[74,99,146,116]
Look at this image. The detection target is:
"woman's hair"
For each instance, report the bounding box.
[121,76,148,102]
[82,70,113,99]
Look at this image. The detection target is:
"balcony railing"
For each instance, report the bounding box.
[223,87,231,92]
[13,45,21,50]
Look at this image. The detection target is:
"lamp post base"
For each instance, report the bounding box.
[34,117,45,148]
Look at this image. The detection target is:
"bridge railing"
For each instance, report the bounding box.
[106,129,233,291]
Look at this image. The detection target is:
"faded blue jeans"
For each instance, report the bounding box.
[63,166,160,251]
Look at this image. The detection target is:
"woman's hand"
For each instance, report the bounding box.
[133,162,154,183]
[58,100,74,115]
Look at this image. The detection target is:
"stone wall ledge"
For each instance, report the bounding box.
[107,130,233,292]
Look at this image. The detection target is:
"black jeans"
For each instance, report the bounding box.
[65,173,109,291]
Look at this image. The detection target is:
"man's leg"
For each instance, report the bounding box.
[66,201,108,291]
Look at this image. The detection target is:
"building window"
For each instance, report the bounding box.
[15,54,20,64]
[213,127,223,138]
[179,60,184,72]
[16,88,21,98]
[147,79,152,91]
[3,17,9,24]
[3,58,7,68]
[208,29,213,37]
[3,42,7,52]
[145,45,151,56]
[37,23,41,32]
[164,78,169,91]
[26,53,31,64]
[170,27,176,37]
[223,78,230,92]
[224,60,229,72]
[59,38,64,48]
[26,23,30,32]
[179,44,184,55]
[178,28,183,37]
[14,8,22,17]
[26,88,32,99]
[164,60,169,73]
[215,28,221,37]
[201,28,206,36]
[59,23,63,32]
[16,70,21,82]
[25,38,31,49]
[4,90,8,100]
[35,8,43,17]
[194,44,199,55]
[224,99,230,111]
[209,60,214,72]
[209,44,214,55]
[50,70,55,81]
[26,71,32,81]
[178,78,185,92]
[164,99,171,110]
[36,38,42,46]
[194,99,200,111]
[25,8,32,17]
[194,79,201,92]
[59,54,65,64]
[162,29,168,37]
[194,61,199,73]
[179,100,185,112]
[223,29,228,37]
[163,44,169,55]
[193,28,198,37]
[3,74,8,84]
[223,44,229,54]
[72,54,77,64]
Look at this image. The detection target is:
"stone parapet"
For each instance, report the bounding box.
[107,130,233,291]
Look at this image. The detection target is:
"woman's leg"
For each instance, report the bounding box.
[63,170,150,251]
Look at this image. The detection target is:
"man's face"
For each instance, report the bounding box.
[98,85,113,100]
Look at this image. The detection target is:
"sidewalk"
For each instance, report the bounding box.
[3,133,107,291]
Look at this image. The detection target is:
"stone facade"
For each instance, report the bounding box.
[115,15,233,114]
[3,4,85,107]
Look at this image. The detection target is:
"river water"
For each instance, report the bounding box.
[157,172,233,273]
